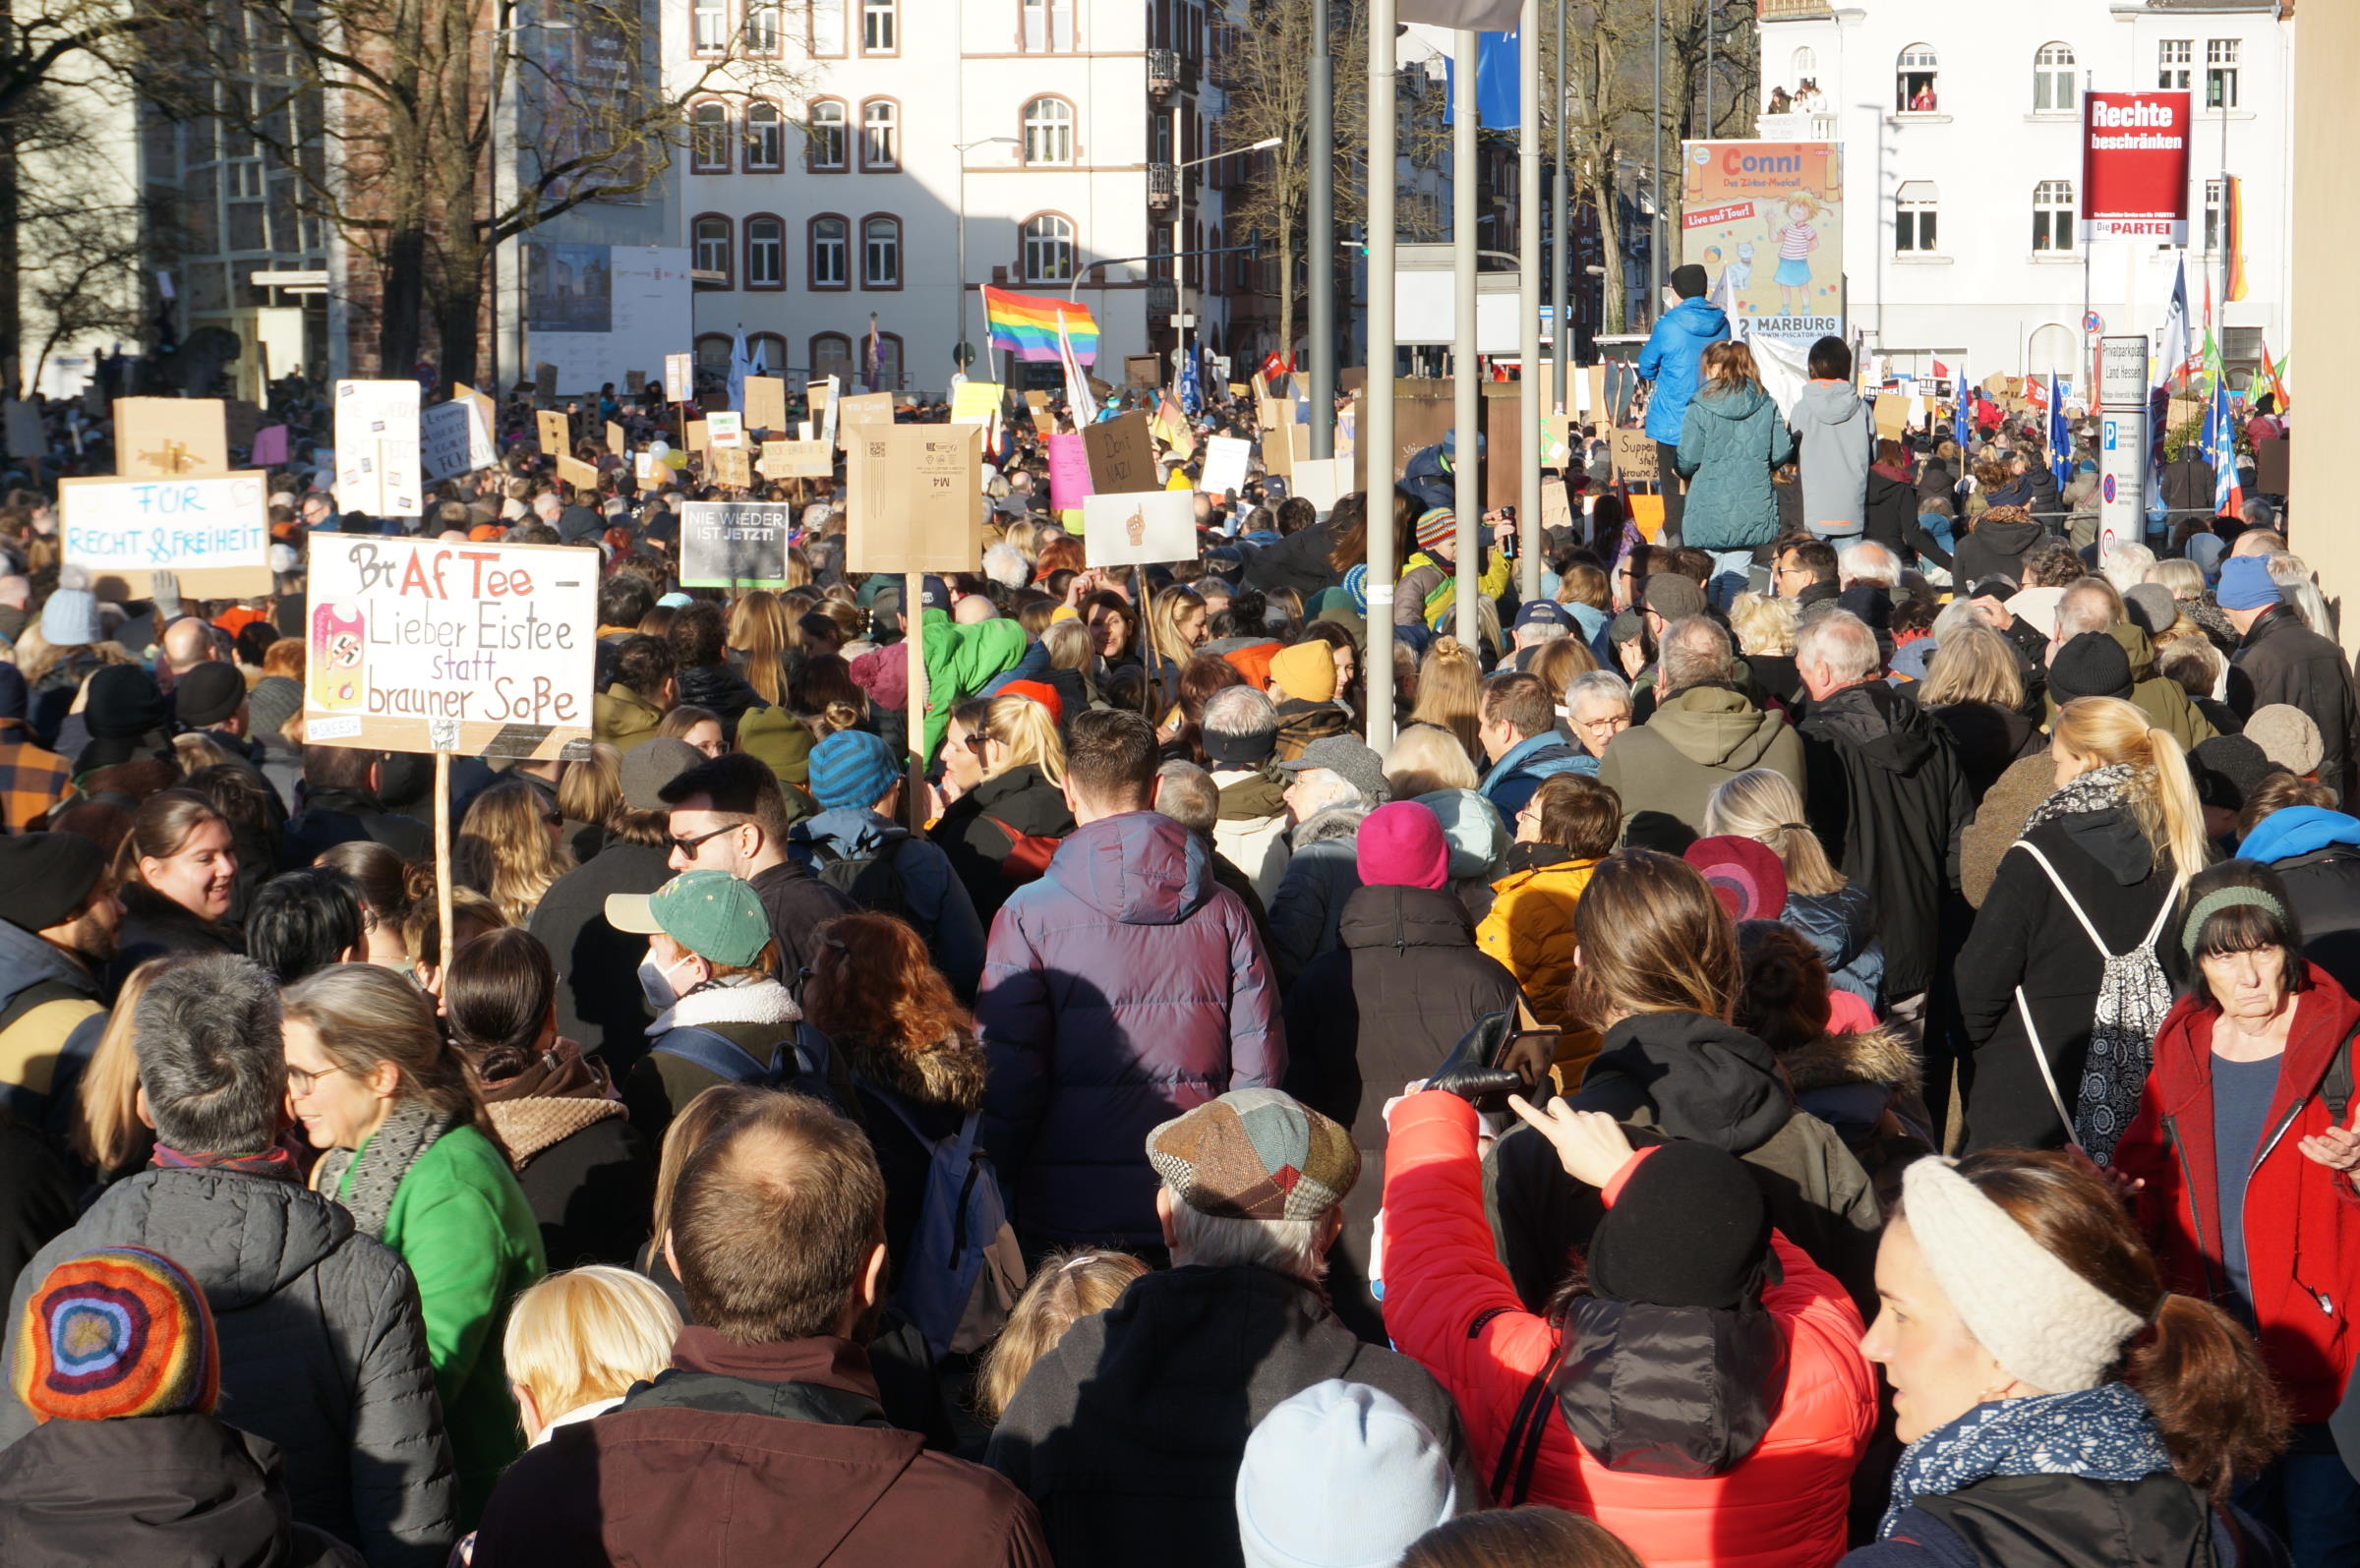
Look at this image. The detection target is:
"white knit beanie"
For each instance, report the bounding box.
[1901,1157,2143,1394]
[1236,1381,1456,1568]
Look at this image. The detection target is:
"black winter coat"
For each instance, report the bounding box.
[283,786,433,866]
[113,882,241,984]
[1240,520,1343,600]
[1845,1473,2280,1568]
[1282,882,1522,1340]
[928,764,1075,929]
[1955,806,2180,1153]
[2230,603,2360,802]
[1931,699,2046,806]
[1865,466,1951,569]
[1799,680,1972,998]
[676,662,769,740]
[1949,513,2046,591]
[500,1104,653,1269]
[527,840,675,1074]
[0,1411,365,1567]
[2259,842,2360,1001]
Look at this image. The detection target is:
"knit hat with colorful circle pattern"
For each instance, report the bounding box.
[14,1246,219,1423]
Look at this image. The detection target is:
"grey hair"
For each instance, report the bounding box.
[2055,577,2123,640]
[1153,760,1221,835]
[2268,553,2333,637]
[1515,618,1568,648]
[1167,1200,1326,1286]
[1202,684,1279,739]
[1796,609,1881,683]
[1657,616,1733,697]
[1837,541,1900,589]
[134,955,288,1155]
[981,542,1030,590]
[2100,542,2155,598]
[1565,668,1633,715]
[2241,498,2277,530]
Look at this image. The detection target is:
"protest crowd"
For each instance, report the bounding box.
[0,287,2355,1568]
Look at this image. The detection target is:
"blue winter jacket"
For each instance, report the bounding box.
[787,806,986,998]
[1481,732,1599,820]
[1637,297,1732,444]
[1783,884,1886,1006]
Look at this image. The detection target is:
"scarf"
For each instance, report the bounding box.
[1880,1382,2172,1539]
[313,1100,452,1239]
[2024,762,2139,834]
[475,1037,614,1106]
[152,1143,300,1182]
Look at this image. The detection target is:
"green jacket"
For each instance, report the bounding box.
[1675,382,1797,552]
[920,609,1027,756]
[337,1121,545,1527]
[593,683,663,754]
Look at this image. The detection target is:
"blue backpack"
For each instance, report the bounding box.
[869,1093,1027,1362]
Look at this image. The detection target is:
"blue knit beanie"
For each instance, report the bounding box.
[807,728,901,811]
[2216,554,2281,612]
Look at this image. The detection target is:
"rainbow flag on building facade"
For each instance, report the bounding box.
[983,287,1098,366]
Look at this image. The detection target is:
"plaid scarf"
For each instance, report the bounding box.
[151,1142,301,1182]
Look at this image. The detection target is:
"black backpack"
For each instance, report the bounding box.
[810,838,920,930]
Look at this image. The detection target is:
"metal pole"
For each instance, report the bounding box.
[488,32,501,391]
[1452,29,1480,648]
[1651,0,1664,310]
[1517,0,1541,600]
[957,153,969,377]
[1552,0,1568,413]
[1366,0,1398,751]
[1703,0,1714,139]
[1307,0,1335,458]
[1174,103,1188,379]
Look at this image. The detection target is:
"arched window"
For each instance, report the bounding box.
[1897,44,1938,112]
[2027,323,2077,378]
[1791,46,1816,81]
[860,99,899,170]
[861,215,901,287]
[1022,212,1074,282]
[695,333,733,372]
[1895,181,1938,253]
[746,215,786,288]
[2033,180,2076,253]
[1023,97,1074,165]
[2034,43,2076,113]
[743,101,784,172]
[692,214,734,284]
[690,101,730,172]
[875,332,906,391]
[807,99,847,171]
[809,215,850,288]
[812,333,854,383]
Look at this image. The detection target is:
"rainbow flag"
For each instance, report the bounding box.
[983,287,1098,366]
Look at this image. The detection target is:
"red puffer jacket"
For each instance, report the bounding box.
[2113,964,2360,1425]
[1383,1092,1875,1568]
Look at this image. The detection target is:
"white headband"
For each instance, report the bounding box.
[1900,1157,2143,1394]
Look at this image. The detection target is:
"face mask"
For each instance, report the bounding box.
[639,952,697,1013]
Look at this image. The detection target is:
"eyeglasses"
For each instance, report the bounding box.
[668,823,741,858]
[286,1064,352,1096]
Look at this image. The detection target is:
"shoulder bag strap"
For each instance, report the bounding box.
[2013,983,2086,1158]
[1488,1336,1571,1507]
[2011,839,2112,956]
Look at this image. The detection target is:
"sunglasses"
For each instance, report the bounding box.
[668,823,741,857]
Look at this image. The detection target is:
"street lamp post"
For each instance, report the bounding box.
[1307,0,1334,456]
[954,136,1020,380]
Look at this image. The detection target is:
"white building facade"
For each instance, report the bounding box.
[662,0,1251,399]
[1756,0,2292,389]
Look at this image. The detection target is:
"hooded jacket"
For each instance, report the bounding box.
[1487,1011,1883,1320]
[2241,806,2360,997]
[1210,767,1293,904]
[1790,380,1871,539]
[676,662,768,741]
[1675,383,1797,551]
[1777,1023,1924,1180]
[527,839,676,1074]
[283,785,433,866]
[2231,602,2360,802]
[2114,968,2360,1426]
[1599,684,1807,854]
[0,1167,456,1568]
[1948,512,2046,592]
[1799,679,1972,998]
[592,682,664,754]
[1239,517,1343,600]
[928,763,1075,929]
[1385,1092,1876,1568]
[977,811,1282,1247]
[624,975,817,1140]
[1782,884,1887,1006]
[1638,297,1733,444]
[922,610,1029,756]
[481,1041,652,1270]
[984,1264,1477,1568]
[0,1411,366,1567]
[2034,623,2216,751]
[1265,800,1375,987]
[0,918,104,1124]
[1481,731,1598,820]
[474,1331,1048,1568]
[790,807,986,999]
[1477,848,1601,1032]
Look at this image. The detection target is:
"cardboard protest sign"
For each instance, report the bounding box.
[117,398,228,479]
[950,380,1003,426]
[303,535,596,760]
[1046,433,1092,510]
[1124,355,1161,389]
[744,377,788,435]
[535,362,560,398]
[664,354,694,403]
[680,499,792,587]
[635,451,665,485]
[555,454,599,490]
[1198,436,1252,496]
[536,409,570,454]
[684,419,709,453]
[1024,390,1055,436]
[420,397,495,483]
[837,391,895,430]
[1083,411,1156,493]
[711,447,752,488]
[707,411,746,449]
[1289,458,1343,514]
[61,470,272,602]
[844,425,983,574]
[1609,428,1657,484]
[333,380,422,516]
[1082,491,1197,567]
[605,420,626,454]
[1873,394,1908,439]
[1541,474,1573,534]
[761,440,832,480]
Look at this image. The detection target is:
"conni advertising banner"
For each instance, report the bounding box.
[1680,140,1843,347]
[2082,91,2191,243]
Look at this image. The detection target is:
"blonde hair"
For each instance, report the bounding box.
[983,693,1066,786]
[1726,591,1797,658]
[172,731,239,775]
[1918,622,2026,710]
[727,592,793,705]
[2051,697,2208,890]
[68,958,171,1177]
[1040,617,1092,672]
[1408,636,1483,761]
[2145,558,2207,602]
[1704,769,1845,899]
[1147,585,1208,667]
[502,1265,681,1430]
[454,779,575,926]
[1384,722,1478,798]
[556,745,620,833]
[974,1249,1149,1421]
[282,961,504,1150]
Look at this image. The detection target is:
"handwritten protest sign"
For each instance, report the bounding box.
[680,500,793,587]
[302,535,596,760]
[711,446,752,488]
[1083,411,1156,493]
[535,409,570,455]
[333,380,422,516]
[1047,433,1092,511]
[950,381,1003,426]
[761,440,832,480]
[555,454,599,490]
[707,411,746,450]
[838,391,895,431]
[665,354,694,403]
[61,471,271,601]
[1082,491,1197,568]
[1199,436,1251,496]
[744,377,788,434]
[421,397,495,483]
[844,425,983,573]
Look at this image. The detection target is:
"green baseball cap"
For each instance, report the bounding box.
[605,871,772,966]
